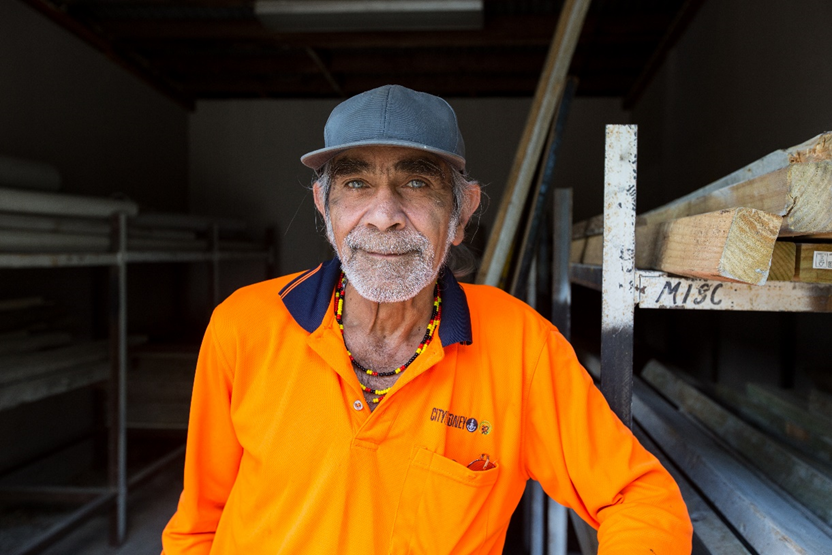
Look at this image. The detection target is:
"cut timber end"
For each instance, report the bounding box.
[787,131,832,163]
[768,242,797,281]
[784,162,832,235]
[721,208,782,284]
[655,207,781,285]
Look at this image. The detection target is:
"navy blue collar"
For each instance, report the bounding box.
[279,258,472,347]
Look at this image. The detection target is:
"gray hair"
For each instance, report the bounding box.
[314,162,480,279]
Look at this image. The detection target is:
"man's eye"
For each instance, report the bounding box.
[406,179,427,189]
[345,180,366,189]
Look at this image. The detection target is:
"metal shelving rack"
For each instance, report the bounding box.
[556,124,832,553]
[563,125,832,426]
[0,211,273,554]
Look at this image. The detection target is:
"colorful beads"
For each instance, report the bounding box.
[334,272,441,404]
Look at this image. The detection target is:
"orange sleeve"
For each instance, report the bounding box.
[523,330,692,554]
[161,314,243,554]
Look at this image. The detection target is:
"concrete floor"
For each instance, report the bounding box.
[42,465,182,555]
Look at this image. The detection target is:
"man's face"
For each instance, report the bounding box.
[313,146,469,303]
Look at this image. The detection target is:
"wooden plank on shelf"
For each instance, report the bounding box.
[0,213,198,241]
[745,383,832,443]
[0,361,109,411]
[713,384,832,466]
[0,187,138,217]
[477,0,592,286]
[809,389,832,421]
[571,219,588,240]
[569,238,586,264]
[794,243,832,283]
[0,228,111,252]
[131,212,247,232]
[633,423,751,555]
[637,133,832,224]
[633,375,832,554]
[638,162,832,236]
[0,341,108,385]
[652,207,781,285]
[643,360,832,525]
[581,234,603,265]
[769,241,797,281]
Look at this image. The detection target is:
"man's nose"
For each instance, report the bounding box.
[365,186,406,231]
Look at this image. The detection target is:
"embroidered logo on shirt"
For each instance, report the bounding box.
[430,408,491,435]
[465,418,478,433]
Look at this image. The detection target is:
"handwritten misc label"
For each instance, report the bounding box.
[654,281,724,306]
[813,251,832,270]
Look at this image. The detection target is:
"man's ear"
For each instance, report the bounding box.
[452,183,482,246]
[312,181,326,218]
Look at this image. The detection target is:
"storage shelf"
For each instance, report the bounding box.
[0,249,270,269]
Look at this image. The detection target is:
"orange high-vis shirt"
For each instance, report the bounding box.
[162,259,692,554]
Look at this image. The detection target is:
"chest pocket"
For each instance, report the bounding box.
[388,447,500,555]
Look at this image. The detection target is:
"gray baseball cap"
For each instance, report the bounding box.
[301,84,466,173]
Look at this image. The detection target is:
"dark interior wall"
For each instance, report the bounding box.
[0,1,188,473]
[0,2,188,209]
[629,0,832,392]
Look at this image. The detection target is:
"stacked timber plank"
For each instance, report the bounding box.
[579,352,832,554]
[0,185,258,253]
[0,298,98,411]
[573,132,832,285]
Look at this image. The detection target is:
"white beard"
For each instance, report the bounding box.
[325,215,457,303]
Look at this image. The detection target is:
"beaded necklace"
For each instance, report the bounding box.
[334,271,442,403]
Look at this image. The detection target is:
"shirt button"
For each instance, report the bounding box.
[353,400,364,411]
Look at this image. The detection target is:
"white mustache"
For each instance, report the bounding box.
[344,228,430,256]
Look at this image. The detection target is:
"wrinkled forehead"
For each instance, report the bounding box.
[328,146,451,183]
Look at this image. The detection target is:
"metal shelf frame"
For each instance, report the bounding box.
[556,124,832,554]
[0,211,273,553]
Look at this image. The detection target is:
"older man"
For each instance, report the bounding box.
[162,85,692,554]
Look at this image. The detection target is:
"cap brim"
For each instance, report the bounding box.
[301,139,466,173]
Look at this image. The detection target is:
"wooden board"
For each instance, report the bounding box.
[652,207,781,284]
[745,383,832,443]
[569,238,586,264]
[769,241,797,281]
[643,361,832,525]
[714,384,832,466]
[809,389,832,421]
[633,423,751,555]
[0,361,108,411]
[581,234,603,265]
[632,375,832,554]
[638,162,832,236]
[794,243,832,283]
[571,219,588,240]
[477,0,592,286]
[0,186,138,217]
[0,342,108,385]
